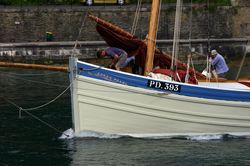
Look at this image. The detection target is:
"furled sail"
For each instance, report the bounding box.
[88,15,204,79]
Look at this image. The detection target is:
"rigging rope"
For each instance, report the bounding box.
[191,57,198,82]
[72,9,90,57]
[205,0,212,82]
[155,0,162,47]
[185,54,191,83]
[207,0,211,53]
[185,0,193,83]
[235,44,247,80]
[188,0,193,52]
[171,0,183,72]
[131,0,142,35]
[207,56,212,82]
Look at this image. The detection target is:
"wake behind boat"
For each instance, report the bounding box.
[69,0,250,137]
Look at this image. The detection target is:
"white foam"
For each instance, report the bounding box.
[59,128,74,139]
[187,134,224,141]
[75,130,122,139]
[59,129,250,141]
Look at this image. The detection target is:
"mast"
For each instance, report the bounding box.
[144,0,161,76]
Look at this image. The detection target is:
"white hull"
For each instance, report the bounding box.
[71,73,250,136]
[70,2,250,137]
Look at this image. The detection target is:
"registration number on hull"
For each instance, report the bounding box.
[147,80,181,92]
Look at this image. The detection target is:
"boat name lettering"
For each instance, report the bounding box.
[147,80,181,92]
[89,72,127,85]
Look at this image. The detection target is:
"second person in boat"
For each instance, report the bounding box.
[210,49,229,78]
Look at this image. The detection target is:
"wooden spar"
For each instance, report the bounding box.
[144,0,160,76]
[88,15,134,39]
[0,61,68,72]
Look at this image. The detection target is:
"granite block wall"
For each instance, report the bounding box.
[0,4,249,43]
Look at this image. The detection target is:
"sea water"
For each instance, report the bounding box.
[1,67,250,166]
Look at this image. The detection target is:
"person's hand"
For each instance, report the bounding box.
[209,57,212,63]
[109,63,115,69]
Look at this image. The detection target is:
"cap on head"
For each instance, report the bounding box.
[211,49,217,56]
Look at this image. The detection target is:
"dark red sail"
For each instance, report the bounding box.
[88,15,204,79]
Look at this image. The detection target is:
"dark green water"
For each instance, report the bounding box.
[1,67,250,166]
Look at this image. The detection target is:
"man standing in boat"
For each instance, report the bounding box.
[97,47,132,71]
[210,49,229,78]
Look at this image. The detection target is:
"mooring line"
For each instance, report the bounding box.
[22,84,71,111]
[1,83,73,138]
[19,107,69,137]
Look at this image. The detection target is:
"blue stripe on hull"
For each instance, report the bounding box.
[77,62,250,102]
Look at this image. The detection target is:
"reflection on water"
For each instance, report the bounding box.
[69,137,250,166]
[0,67,72,165]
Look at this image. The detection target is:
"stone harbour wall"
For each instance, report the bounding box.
[0,4,249,75]
[231,0,250,7]
[0,4,250,43]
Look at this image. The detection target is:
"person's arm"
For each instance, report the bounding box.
[112,54,119,63]
[211,55,219,66]
[107,49,119,63]
[108,54,118,67]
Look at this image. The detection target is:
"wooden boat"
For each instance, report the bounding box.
[69,0,250,137]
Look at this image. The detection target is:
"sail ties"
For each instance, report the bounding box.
[145,36,156,43]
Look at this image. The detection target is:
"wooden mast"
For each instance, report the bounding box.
[144,0,160,76]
